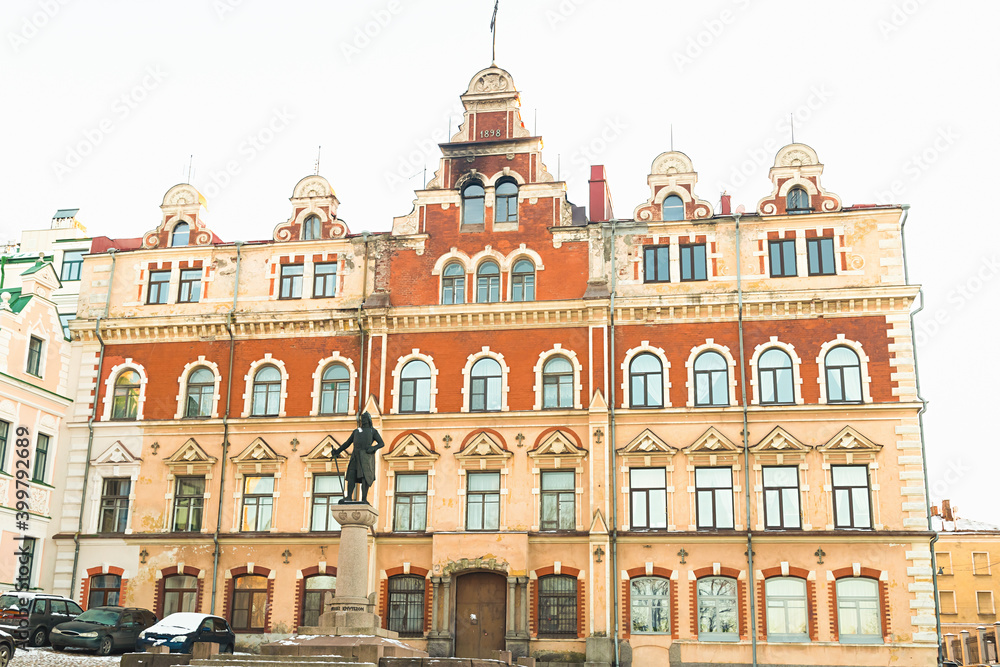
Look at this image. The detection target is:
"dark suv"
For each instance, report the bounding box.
[0,592,83,646]
[50,606,157,655]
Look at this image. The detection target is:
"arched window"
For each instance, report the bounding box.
[171,222,189,247]
[631,577,670,634]
[758,348,793,405]
[511,259,535,302]
[462,182,485,226]
[495,179,518,223]
[88,574,121,608]
[629,353,663,408]
[231,575,268,632]
[470,357,502,412]
[476,261,500,303]
[441,263,465,305]
[387,575,424,637]
[538,575,577,637]
[765,577,809,642]
[320,364,350,415]
[694,351,728,407]
[825,346,862,403]
[185,367,215,418]
[251,366,282,417]
[301,215,321,240]
[400,360,431,413]
[301,575,336,627]
[542,356,573,409]
[786,187,810,214]
[697,576,738,641]
[662,194,684,221]
[836,578,882,644]
[163,574,198,616]
[112,370,141,420]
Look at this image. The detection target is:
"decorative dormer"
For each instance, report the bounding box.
[273,175,348,242]
[449,66,531,145]
[757,143,842,215]
[143,184,216,249]
[633,151,713,221]
[18,260,61,299]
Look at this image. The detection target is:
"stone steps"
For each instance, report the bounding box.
[191,659,375,667]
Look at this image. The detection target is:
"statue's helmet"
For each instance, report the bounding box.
[360,411,372,429]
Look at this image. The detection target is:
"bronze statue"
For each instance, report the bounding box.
[333,412,385,504]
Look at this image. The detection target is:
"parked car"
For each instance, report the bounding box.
[0,628,16,667]
[0,592,83,646]
[136,613,235,654]
[50,606,157,655]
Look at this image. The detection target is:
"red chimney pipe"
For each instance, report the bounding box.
[720,193,731,215]
[589,165,613,223]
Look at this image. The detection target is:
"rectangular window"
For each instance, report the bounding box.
[279,264,304,299]
[936,551,952,575]
[540,470,575,531]
[629,468,667,530]
[32,433,50,482]
[466,471,500,531]
[26,336,43,376]
[147,269,171,304]
[768,239,797,277]
[172,477,205,532]
[393,473,428,532]
[59,313,74,339]
[241,476,274,531]
[765,578,809,642]
[762,466,801,529]
[807,237,836,276]
[99,477,131,533]
[313,262,337,298]
[0,420,9,472]
[938,590,957,615]
[831,465,872,529]
[177,268,202,303]
[973,552,991,575]
[695,467,733,530]
[60,250,84,281]
[643,245,670,283]
[977,591,995,615]
[310,475,344,531]
[680,243,707,281]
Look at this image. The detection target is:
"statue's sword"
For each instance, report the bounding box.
[329,436,345,497]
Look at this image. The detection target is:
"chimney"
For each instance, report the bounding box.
[930,505,939,517]
[589,165,614,223]
[720,193,731,215]
[941,499,953,521]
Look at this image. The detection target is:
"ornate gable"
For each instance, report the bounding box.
[143,183,217,249]
[757,143,842,215]
[618,429,676,456]
[300,435,346,474]
[633,151,713,221]
[528,429,587,465]
[818,426,881,464]
[750,426,810,464]
[230,437,286,474]
[93,441,141,465]
[684,427,741,465]
[273,175,349,242]
[455,430,511,468]
[383,432,439,472]
[163,438,217,475]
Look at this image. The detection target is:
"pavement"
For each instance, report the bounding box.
[11,647,122,667]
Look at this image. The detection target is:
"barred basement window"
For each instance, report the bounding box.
[387,576,424,637]
[538,575,576,637]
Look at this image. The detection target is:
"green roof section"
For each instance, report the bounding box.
[0,288,32,313]
[54,208,79,218]
[20,260,51,275]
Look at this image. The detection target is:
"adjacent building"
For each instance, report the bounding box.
[50,66,938,667]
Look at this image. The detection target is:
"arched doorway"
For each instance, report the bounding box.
[454,571,506,658]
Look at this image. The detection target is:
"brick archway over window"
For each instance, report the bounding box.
[223,565,274,633]
[691,566,746,639]
[379,566,431,634]
[295,565,339,628]
[756,566,816,641]
[80,566,127,610]
[829,566,890,642]
[153,565,204,618]
[530,565,585,639]
[621,566,677,640]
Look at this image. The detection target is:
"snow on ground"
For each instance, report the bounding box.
[11,647,122,667]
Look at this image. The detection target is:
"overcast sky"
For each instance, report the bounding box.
[2,0,997,520]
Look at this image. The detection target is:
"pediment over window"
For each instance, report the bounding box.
[231,437,286,464]
[164,438,217,466]
[384,433,439,462]
[92,441,141,465]
[684,427,740,454]
[818,426,881,453]
[752,426,809,453]
[528,429,586,460]
[455,431,511,462]
[300,435,348,474]
[618,429,676,456]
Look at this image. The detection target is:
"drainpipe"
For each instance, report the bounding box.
[607,219,620,667]
[734,211,758,666]
[211,242,242,613]
[356,232,370,423]
[898,206,943,665]
[70,248,116,601]
[1,255,7,288]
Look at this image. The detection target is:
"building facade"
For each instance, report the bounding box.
[51,66,938,666]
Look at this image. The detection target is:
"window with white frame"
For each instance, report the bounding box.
[393,473,428,532]
[694,351,728,407]
[241,476,274,531]
[185,367,215,418]
[313,262,337,298]
[178,268,202,303]
[540,470,575,531]
[765,577,809,642]
[757,348,794,405]
[319,364,350,415]
[762,466,800,530]
[511,259,534,301]
[112,370,141,420]
[631,577,670,634]
[629,353,663,408]
[399,360,431,413]
[542,356,574,409]
[310,474,344,531]
[476,261,501,303]
[831,465,872,529]
[466,471,500,531]
[630,468,667,530]
[836,578,882,644]
[470,357,502,412]
[441,263,466,304]
[695,467,733,530]
[251,366,282,417]
[99,477,131,533]
[825,346,862,403]
[697,577,738,641]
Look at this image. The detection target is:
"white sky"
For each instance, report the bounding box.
[2,0,997,519]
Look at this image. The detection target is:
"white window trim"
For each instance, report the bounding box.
[461,347,510,413]
[938,590,956,614]
[88,464,140,535]
[102,359,149,421]
[533,344,583,410]
[242,355,289,418]
[432,249,472,304]
[232,471,281,533]
[310,352,358,416]
[24,326,48,379]
[174,356,222,419]
[620,341,672,409]
[686,339,738,408]
[816,335,872,404]
[977,590,995,614]
[972,552,992,575]
[469,246,509,271]
[390,349,439,415]
[748,337,804,406]
[621,463,676,532]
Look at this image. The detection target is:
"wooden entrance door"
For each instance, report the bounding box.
[454,572,506,658]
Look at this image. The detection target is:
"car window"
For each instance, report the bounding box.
[144,611,157,625]
[121,612,136,625]
[213,619,229,632]
[199,620,212,633]
[34,599,48,615]
[68,601,83,615]
[51,600,68,615]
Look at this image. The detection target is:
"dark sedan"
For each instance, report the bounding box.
[50,606,156,655]
[136,613,235,654]
[0,628,15,667]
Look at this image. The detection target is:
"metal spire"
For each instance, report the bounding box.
[490,0,499,64]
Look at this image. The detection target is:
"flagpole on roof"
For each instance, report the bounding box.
[490,0,499,65]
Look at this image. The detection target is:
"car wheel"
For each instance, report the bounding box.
[0,643,11,667]
[222,644,234,654]
[97,636,113,656]
[52,644,65,652]
[30,627,48,647]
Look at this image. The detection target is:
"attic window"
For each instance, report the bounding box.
[662,195,684,221]
[786,188,811,215]
[462,183,485,226]
[171,222,190,246]
[302,215,321,240]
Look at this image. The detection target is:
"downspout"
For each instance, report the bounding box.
[608,219,620,667]
[70,248,116,599]
[210,241,242,613]
[1,255,7,288]
[356,232,370,423]
[734,211,758,666]
[899,206,943,665]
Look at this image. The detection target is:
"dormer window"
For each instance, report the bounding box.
[462,182,485,226]
[786,188,811,215]
[495,180,518,223]
[662,195,684,221]
[302,215,321,240]
[171,222,190,247]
